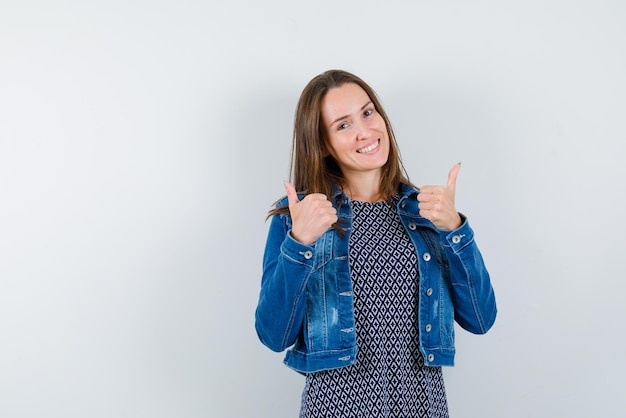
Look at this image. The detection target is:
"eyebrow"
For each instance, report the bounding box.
[329,101,373,127]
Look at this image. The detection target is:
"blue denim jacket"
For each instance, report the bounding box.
[255,183,497,374]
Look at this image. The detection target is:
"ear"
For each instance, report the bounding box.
[320,136,331,157]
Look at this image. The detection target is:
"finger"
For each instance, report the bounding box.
[418,200,437,210]
[306,193,331,202]
[417,193,433,204]
[417,186,443,200]
[284,180,300,207]
[446,162,461,191]
[417,193,435,205]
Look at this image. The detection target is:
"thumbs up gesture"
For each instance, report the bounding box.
[417,163,463,230]
[284,181,338,245]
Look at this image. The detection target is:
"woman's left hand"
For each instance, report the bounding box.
[417,163,463,230]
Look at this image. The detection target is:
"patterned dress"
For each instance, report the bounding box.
[299,197,449,418]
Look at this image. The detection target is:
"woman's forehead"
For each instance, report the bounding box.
[321,83,371,120]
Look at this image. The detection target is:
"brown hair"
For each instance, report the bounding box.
[270,69,412,217]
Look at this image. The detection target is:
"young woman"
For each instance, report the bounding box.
[255,69,497,417]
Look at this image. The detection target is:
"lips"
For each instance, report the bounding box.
[356,139,380,154]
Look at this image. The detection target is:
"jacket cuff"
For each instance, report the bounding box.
[280,230,317,266]
[439,213,475,251]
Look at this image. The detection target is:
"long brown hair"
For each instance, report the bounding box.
[270,69,412,217]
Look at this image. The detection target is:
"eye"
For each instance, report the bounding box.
[338,122,349,130]
[363,108,374,117]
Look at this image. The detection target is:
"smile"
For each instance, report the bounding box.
[357,139,380,154]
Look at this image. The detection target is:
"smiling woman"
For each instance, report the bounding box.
[321,83,391,202]
[254,69,497,417]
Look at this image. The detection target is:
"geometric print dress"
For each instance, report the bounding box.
[299,196,449,417]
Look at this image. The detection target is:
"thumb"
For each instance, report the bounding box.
[446,162,461,191]
[284,180,300,207]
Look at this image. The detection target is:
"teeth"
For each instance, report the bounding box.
[357,140,379,153]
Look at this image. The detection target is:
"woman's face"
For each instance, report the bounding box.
[321,83,390,181]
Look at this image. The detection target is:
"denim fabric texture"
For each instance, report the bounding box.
[255,183,497,374]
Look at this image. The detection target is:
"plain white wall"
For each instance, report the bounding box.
[1,0,624,417]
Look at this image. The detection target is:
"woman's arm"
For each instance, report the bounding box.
[254,214,316,352]
[440,218,497,334]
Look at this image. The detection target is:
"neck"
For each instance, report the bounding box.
[343,171,384,202]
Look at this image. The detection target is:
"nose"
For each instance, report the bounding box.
[354,119,369,141]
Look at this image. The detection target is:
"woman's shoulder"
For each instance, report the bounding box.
[399,182,419,197]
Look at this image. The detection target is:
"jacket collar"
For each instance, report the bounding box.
[330,182,419,204]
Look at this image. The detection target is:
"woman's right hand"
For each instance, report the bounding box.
[284,180,338,245]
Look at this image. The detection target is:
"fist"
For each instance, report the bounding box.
[417,163,462,230]
[285,180,338,245]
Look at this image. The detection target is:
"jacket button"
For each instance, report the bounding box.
[401,200,406,208]
[422,253,431,262]
[425,324,432,332]
[427,354,435,362]
[408,222,417,230]
[303,250,313,259]
[426,288,433,296]
[452,235,461,244]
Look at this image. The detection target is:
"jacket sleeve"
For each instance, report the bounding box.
[255,213,317,352]
[440,217,497,334]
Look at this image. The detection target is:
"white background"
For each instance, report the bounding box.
[1,1,625,417]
